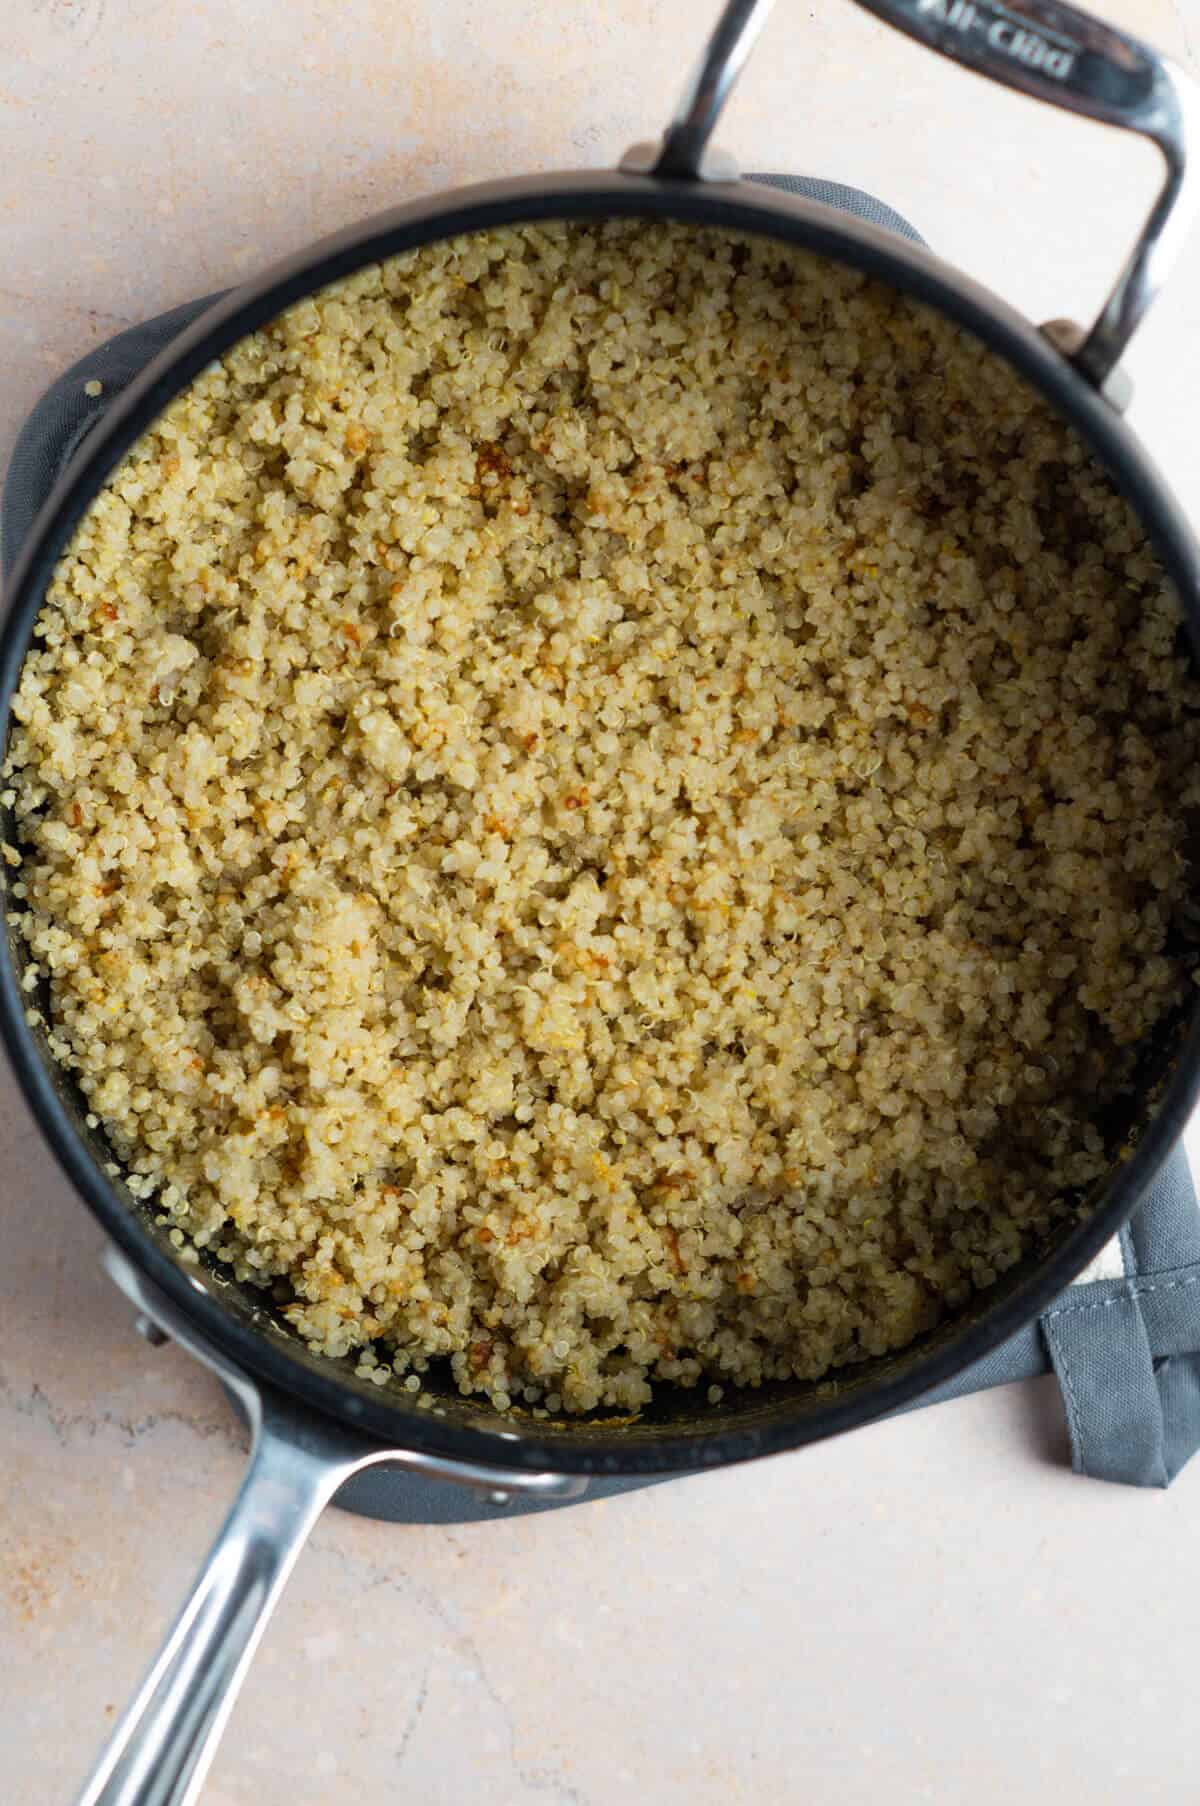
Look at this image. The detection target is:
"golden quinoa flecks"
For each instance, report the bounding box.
[6,221,1200,1413]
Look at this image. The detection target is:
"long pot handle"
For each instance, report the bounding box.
[847,0,1200,385]
[76,1247,584,1806]
[75,1394,365,1806]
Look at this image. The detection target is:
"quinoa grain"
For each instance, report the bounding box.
[7,221,1200,1414]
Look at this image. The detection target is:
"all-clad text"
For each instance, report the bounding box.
[914,0,1078,81]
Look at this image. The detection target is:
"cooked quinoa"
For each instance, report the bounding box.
[6,221,1200,1413]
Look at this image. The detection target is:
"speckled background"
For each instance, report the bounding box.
[3,4,1200,1803]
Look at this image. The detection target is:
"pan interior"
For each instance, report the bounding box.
[10,957,1190,1457]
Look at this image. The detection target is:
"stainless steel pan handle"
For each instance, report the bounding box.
[654,0,777,179]
[848,0,1200,385]
[76,1248,583,1806]
[76,1389,369,1806]
[631,0,1198,387]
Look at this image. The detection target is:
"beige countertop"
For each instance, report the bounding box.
[3,3,1200,1802]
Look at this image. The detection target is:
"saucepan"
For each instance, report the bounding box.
[2,2,1198,1802]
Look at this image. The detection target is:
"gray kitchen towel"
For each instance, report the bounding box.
[5,177,1200,1503]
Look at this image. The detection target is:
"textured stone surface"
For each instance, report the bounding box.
[3,3,1200,1801]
